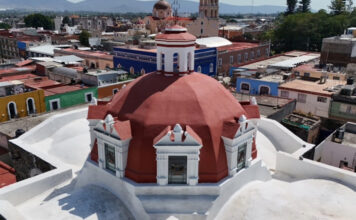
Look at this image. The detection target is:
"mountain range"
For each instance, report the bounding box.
[0,0,286,14]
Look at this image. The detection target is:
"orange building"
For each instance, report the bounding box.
[97,80,134,99]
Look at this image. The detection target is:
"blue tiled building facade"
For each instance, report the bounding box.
[113,47,217,76]
[236,78,280,96]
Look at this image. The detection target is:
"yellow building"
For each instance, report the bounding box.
[293,63,347,81]
[0,89,46,123]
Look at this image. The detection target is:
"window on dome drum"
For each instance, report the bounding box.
[105,143,116,173]
[259,86,270,95]
[237,143,247,172]
[230,56,234,65]
[297,93,307,103]
[168,156,187,184]
[241,83,250,93]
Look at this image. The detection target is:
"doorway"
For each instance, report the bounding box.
[27,98,35,115]
[168,156,187,184]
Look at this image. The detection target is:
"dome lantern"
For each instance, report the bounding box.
[155,25,197,76]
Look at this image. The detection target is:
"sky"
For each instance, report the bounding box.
[68,0,330,10]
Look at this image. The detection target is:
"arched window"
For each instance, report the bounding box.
[90,63,96,69]
[130,67,135,74]
[197,65,202,73]
[173,53,179,73]
[141,68,146,75]
[259,86,270,95]
[7,102,17,119]
[187,52,192,71]
[241,83,250,94]
[26,98,36,115]
[209,63,214,73]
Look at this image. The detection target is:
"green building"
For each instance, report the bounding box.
[45,86,98,111]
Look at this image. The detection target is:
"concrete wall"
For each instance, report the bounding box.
[236,78,279,96]
[0,89,46,122]
[276,152,356,189]
[256,118,313,155]
[279,89,330,118]
[315,140,356,169]
[45,87,97,111]
[268,99,296,122]
[330,101,356,122]
[0,168,72,206]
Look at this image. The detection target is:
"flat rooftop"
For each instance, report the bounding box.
[43,84,88,96]
[0,104,89,138]
[233,93,293,117]
[259,74,285,83]
[279,79,346,97]
[240,55,294,69]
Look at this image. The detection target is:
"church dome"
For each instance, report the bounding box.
[153,0,171,10]
[105,72,249,183]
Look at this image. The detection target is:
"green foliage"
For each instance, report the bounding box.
[24,13,54,30]
[297,0,311,13]
[329,0,347,15]
[267,10,356,53]
[79,30,91,47]
[0,23,11,30]
[62,16,71,25]
[286,0,298,14]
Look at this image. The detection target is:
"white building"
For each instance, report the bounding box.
[279,79,345,118]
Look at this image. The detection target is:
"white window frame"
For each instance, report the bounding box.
[297,93,307,103]
[94,114,131,178]
[240,82,251,94]
[222,115,256,176]
[154,124,202,186]
[280,90,289,98]
[7,101,17,119]
[49,98,61,111]
[259,85,270,96]
[209,63,214,73]
[26,97,36,115]
[85,92,94,103]
[197,65,202,73]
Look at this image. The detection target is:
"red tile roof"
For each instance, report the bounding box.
[0,73,37,82]
[0,65,36,76]
[58,48,113,60]
[43,84,88,96]
[15,60,34,67]
[23,77,60,89]
[217,42,260,52]
[0,161,16,189]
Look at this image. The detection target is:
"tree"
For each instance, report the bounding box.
[62,16,71,26]
[79,30,91,47]
[24,13,54,30]
[286,0,298,14]
[347,0,354,12]
[297,0,311,13]
[0,23,11,30]
[329,0,347,15]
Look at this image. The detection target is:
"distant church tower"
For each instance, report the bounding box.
[199,0,219,19]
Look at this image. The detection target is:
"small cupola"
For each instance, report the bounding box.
[156,25,197,76]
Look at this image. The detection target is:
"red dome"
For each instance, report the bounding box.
[104,72,249,183]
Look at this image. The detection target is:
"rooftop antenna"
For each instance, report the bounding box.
[172,0,180,24]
